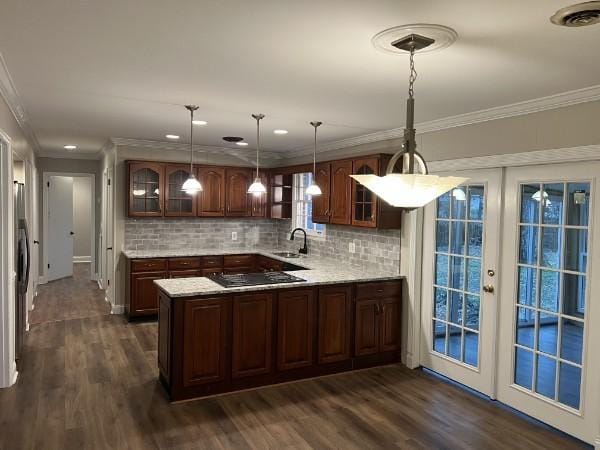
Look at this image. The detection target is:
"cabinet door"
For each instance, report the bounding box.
[352,157,379,227]
[198,167,225,217]
[170,269,203,278]
[232,293,273,378]
[270,173,293,219]
[277,289,314,371]
[330,160,352,225]
[380,297,401,352]
[182,298,229,386]
[354,298,380,356]
[165,164,197,217]
[312,163,331,223]
[317,286,352,364]
[225,168,252,216]
[130,271,167,315]
[129,162,164,217]
[251,171,269,217]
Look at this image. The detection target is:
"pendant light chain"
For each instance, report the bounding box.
[313,125,317,176]
[256,115,260,178]
[408,46,417,99]
[189,107,194,173]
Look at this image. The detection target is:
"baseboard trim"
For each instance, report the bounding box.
[90,272,98,281]
[110,305,125,315]
[594,436,600,450]
[37,276,47,285]
[73,256,91,263]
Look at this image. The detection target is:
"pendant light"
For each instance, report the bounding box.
[350,34,467,210]
[247,113,267,196]
[305,121,322,196]
[181,104,203,194]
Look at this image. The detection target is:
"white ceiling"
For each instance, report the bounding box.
[0,0,599,158]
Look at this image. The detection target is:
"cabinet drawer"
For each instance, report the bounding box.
[200,255,224,268]
[131,259,168,272]
[355,281,402,300]
[224,254,255,268]
[223,267,254,274]
[168,257,201,270]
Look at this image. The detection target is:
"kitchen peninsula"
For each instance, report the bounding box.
[145,249,403,401]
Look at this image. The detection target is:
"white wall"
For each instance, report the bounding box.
[72,177,92,260]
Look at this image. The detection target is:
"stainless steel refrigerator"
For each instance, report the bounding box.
[14,182,29,364]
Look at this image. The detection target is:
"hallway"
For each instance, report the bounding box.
[0,268,590,449]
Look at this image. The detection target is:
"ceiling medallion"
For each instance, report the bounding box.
[371,24,458,55]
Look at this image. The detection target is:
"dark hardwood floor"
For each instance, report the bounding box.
[0,266,589,449]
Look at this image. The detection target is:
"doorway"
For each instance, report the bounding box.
[43,172,96,283]
[420,161,600,444]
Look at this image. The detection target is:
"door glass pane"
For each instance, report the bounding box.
[513,180,589,410]
[432,184,484,368]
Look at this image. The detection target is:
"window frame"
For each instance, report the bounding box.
[291,172,326,238]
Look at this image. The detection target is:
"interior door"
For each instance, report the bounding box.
[420,168,502,396]
[496,162,600,444]
[105,167,114,305]
[47,176,74,281]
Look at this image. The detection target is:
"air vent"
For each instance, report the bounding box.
[551,1,600,27]
[222,136,244,143]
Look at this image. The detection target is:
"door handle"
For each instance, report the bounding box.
[70,231,75,235]
[483,284,495,293]
[107,247,113,251]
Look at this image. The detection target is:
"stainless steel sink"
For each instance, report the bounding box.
[273,252,302,259]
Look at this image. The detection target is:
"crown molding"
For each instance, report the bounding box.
[110,137,284,163]
[0,53,41,153]
[427,144,600,173]
[292,84,600,157]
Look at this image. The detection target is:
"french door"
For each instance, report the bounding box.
[496,162,600,444]
[420,168,502,396]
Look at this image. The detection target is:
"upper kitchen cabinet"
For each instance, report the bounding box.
[312,163,331,223]
[197,166,225,217]
[270,172,292,219]
[351,157,378,227]
[330,160,353,225]
[165,164,197,217]
[225,168,253,217]
[128,161,164,217]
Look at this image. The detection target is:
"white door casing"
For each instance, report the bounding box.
[496,162,600,445]
[104,166,115,307]
[47,176,74,281]
[420,168,502,397]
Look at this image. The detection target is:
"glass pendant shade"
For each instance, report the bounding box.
[350,173,467,209]
[248,176,267,195]
[306,183,322,196]
[182,174,202,194]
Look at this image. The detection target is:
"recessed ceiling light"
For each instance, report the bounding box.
[236,142,249,146]
[192,120,207,126]
[165,134,180,140]
[64,145,77,150]
[273,129,288,135]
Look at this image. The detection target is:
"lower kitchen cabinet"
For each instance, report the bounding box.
[182,298,230,387]
[130,271,167,317]
[170,269,203,278]
[317,286,352,363]
[355,288,401,356]
[277,289,314,371]
[232,292,273,378]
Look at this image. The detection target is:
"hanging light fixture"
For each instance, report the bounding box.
[350,33,467,210]
[305,121,323,196]
[181,104,203,194]
[247,113,267,196]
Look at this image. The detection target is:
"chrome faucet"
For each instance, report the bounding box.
[290,228,308,255]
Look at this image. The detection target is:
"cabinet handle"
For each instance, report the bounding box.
[180,262,190,266]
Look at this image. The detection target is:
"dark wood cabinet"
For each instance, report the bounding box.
[354,298,380,356]
[170,269,203,278]
[197,167,225,217]
[257,255,283,272]
[351,157,378,227]
[128,162,164,217]
[130,271,167,316]
[165,164,197,217]
[270,173,293,219]
[380,297,401,352]
[330,160,353,225]
[277,289,314,371]
[182,298,230,386]
[317,286,352,364]
[232,293,273,378]
[312,163,331,224]
[225,168,252,217]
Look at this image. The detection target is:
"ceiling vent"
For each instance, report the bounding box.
[551,2,600,26]
[222,136,244,143]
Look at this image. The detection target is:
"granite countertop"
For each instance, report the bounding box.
[126,247,403,298]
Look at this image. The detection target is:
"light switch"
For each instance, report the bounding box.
[349,242,356,254]
[231,231,238,241]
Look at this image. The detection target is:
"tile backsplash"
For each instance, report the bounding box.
[275,220,400,272]
[124,218,401,272]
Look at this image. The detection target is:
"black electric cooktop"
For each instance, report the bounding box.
[208,271,306,288]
